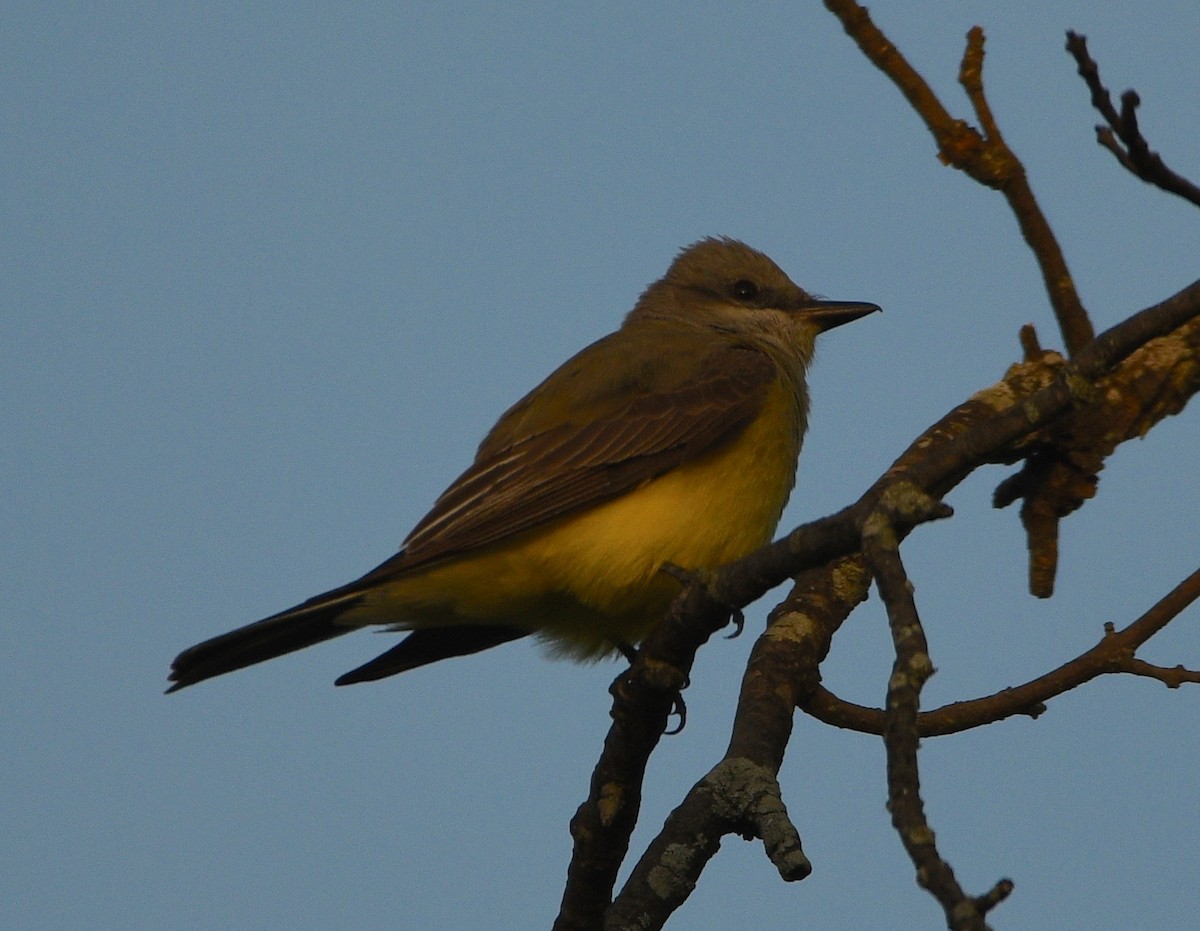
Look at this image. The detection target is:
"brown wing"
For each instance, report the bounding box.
[356,342,778,581]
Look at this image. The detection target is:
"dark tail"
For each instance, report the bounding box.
[334,625,528,686]
[166,594,365,693]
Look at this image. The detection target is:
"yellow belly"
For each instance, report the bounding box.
[354,381,802,658]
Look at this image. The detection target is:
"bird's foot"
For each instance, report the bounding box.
[613,639,689,734]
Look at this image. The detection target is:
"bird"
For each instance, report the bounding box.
[167,237,878,692]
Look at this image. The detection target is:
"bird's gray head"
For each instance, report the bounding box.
[627,237,878,365]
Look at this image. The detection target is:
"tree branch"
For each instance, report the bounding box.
[862,484,1006,930]
[803,565,1200,736]
[1065,31,1200,207]
[604,557,871,930]
[995,295,1200,595]
[824,1,1093,354]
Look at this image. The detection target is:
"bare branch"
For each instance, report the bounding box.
[555,581,723,931]
[1066,31,1200,207]
[802,566,1200,736]
[995,300,1200,595]
[604,759,806,931]
[824,1,1093,354]
[894,278,1200,503]
[1018,323,1044,361]
[863,484,1002,930]
[604,557,871,930]
[1124,658,1200,688]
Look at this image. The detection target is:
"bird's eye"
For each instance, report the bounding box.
[730,279,759,301]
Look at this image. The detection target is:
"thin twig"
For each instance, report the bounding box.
[803,565,1200,736]
[1066,31,1200,207]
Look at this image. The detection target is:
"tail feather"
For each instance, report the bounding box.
[167,595,365,693]
[334,625,528,686]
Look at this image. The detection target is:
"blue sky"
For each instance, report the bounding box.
[4,3,1198,929]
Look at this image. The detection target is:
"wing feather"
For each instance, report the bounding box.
[356,342,777,580]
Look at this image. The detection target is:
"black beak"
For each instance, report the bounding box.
[801,300,881,332]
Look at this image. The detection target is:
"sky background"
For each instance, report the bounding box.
[4,3,1198,929]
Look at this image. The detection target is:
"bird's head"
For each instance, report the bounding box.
[628,237,879,364]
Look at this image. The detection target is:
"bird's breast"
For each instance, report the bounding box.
[529,378,803,613]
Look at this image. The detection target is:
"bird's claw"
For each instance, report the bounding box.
[613,639,690,735]
[665,692,687,735]
[724,607,745,639]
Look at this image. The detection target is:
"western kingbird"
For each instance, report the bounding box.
[167,237,877,692]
